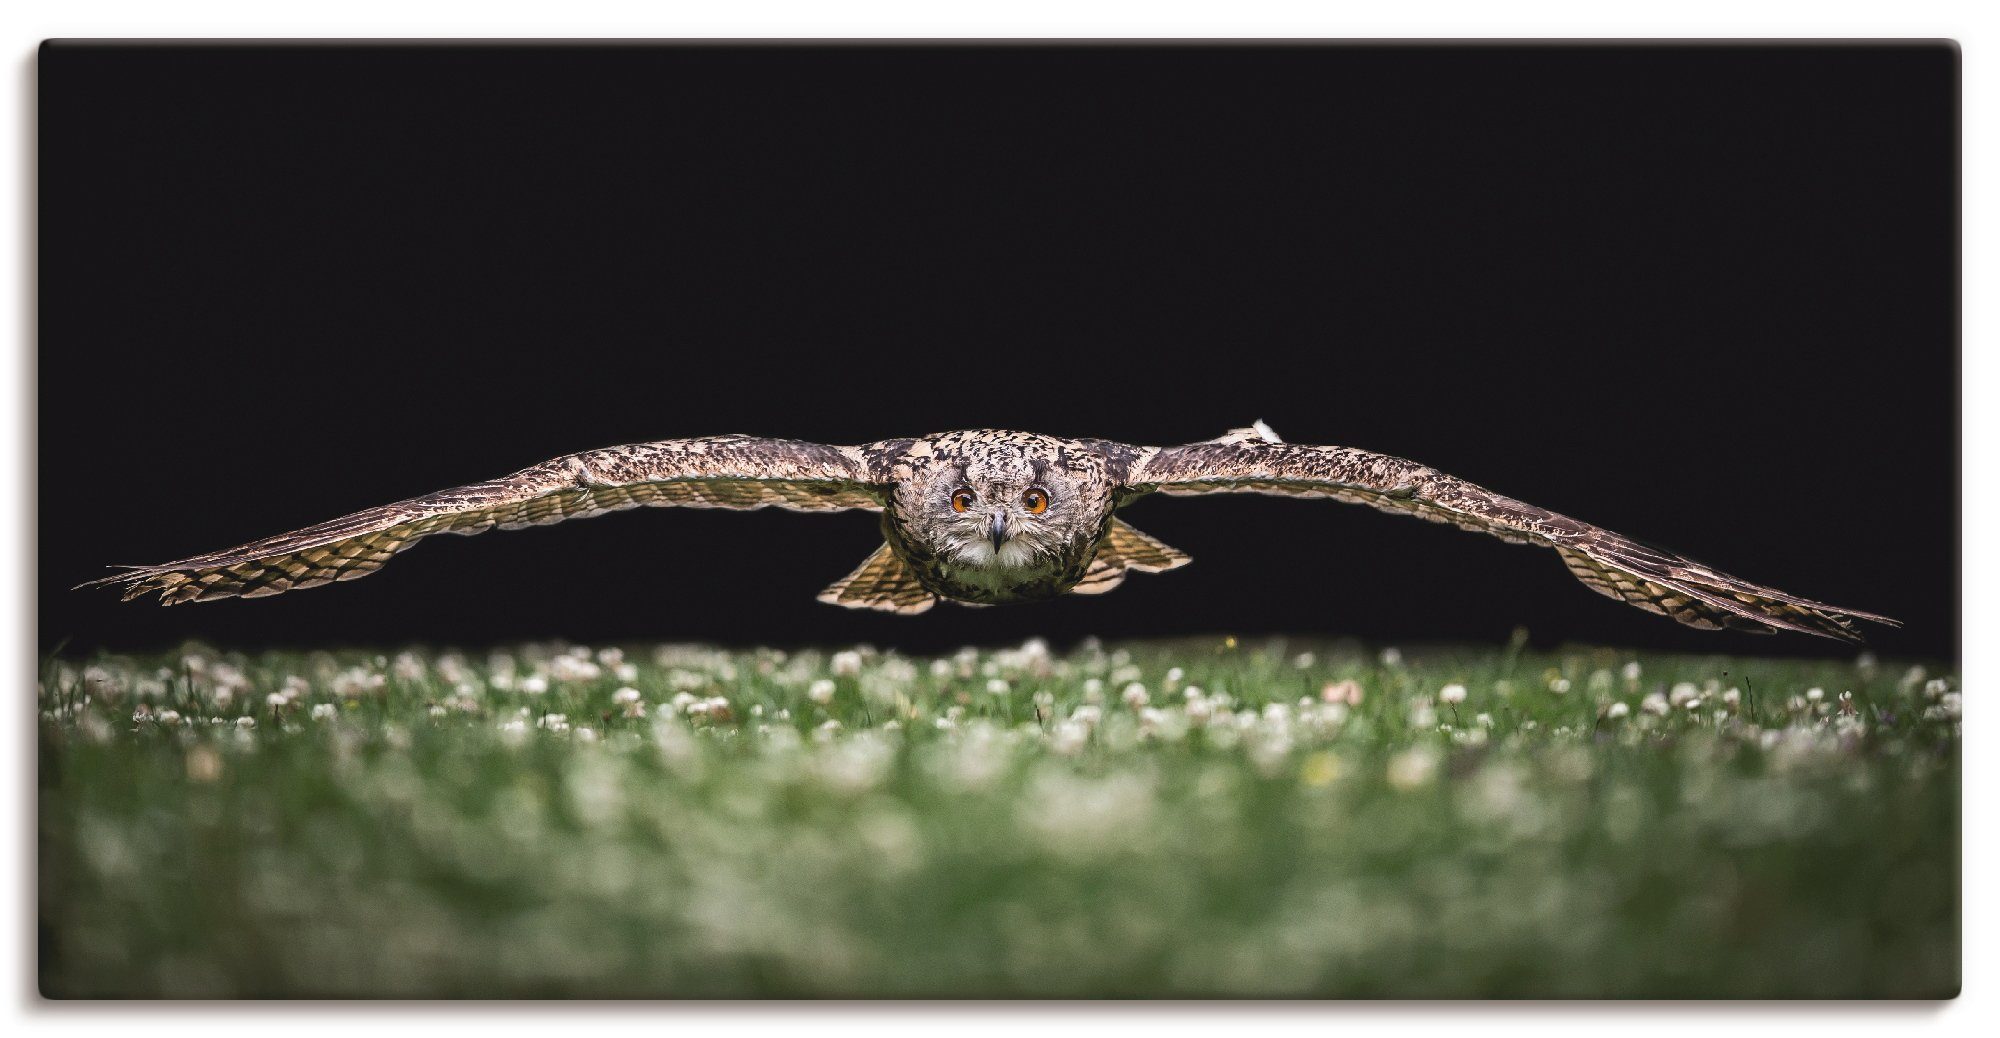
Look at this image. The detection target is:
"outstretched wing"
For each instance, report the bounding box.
[1119,432,1897,641]
[81,436,887,606]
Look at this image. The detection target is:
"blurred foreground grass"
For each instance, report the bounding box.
[40,636,1958,998]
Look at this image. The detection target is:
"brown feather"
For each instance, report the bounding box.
[1127,439,1896,642]
[79,436,885,605]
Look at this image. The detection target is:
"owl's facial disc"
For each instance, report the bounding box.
[939,479,1060,569]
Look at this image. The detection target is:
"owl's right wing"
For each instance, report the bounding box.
[1112,430,1897,642]
[80,435,893,605]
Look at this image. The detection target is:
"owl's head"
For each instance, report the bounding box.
[891,436,1110,571]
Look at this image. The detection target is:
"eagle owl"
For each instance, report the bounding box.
[81,423,1895,641]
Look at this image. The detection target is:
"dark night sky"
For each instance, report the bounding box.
[38,43,1958,659]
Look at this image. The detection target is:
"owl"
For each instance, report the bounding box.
[80,423,1896,641]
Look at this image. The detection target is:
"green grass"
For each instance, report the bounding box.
[38,636,1959,999]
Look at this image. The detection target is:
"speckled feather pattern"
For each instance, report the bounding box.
[81,436,881,607]
[1126,438,1899,641]
[81,427,1896,641]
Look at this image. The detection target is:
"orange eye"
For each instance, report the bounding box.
[1022,487,1050,514]
[951,488,977,513]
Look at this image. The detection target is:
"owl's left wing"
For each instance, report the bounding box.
[81,435,890,606]
[1116,432,1897,641]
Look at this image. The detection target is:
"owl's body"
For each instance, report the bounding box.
[82,423,1898,642]
[875,429,1119,606]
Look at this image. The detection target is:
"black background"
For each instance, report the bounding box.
[39,43,1958,659]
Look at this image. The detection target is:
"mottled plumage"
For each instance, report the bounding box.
[81,424,1897,641]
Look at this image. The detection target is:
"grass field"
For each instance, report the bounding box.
[38,635,1959,999]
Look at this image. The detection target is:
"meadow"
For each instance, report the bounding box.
[38,635,1959,998]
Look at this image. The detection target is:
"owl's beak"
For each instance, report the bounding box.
[988,512,1009,551]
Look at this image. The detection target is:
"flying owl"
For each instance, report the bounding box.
[80,423,1896,641]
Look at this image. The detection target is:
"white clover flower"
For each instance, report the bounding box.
[614,663,639,682]
[1070,704,1102,727]
[537,713,569,732]
[1806,687,1825,702]
[1385,746,1439,790]
[1050,720,1090,755]
[1163,667,1185,690]
[1549,677,1571,694]
[1640,692,1669,716]
[1439,684,1467,705]
[1924,678,1951,699]
[1722,687,1742,707]
[156,709,181,727]
[930,658,954,678]
[310,703,337,721]
[1380,647,1403,667]
[808,679,837,705]
[428,705,448,719]
[1321,679,1363,706]
[1475,712,1494,729]
[612,687,642,705]
[1622,661,1642,681]
[549,655,601,683]
[392,652,426,681]
[519,676,549,695]
[575,727,599,743]
[830,650,863,677]
[1082,678,1104,703]
[266,692,289,708]
[1121,682,1150,707]
[235,716,256,729]
[1293,652,1316,669]
[986,678,1011,695]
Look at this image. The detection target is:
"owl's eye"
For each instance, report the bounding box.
[1022,487,1050,515]
[951,488,977,513]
